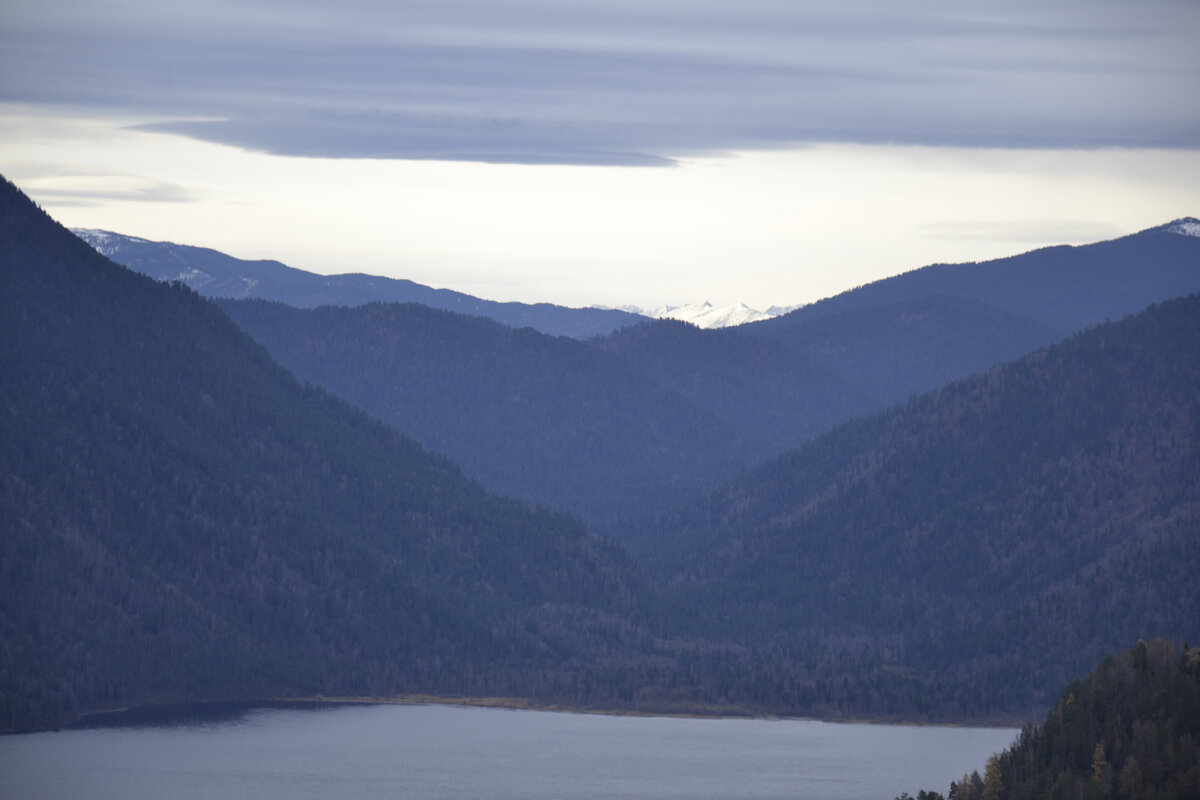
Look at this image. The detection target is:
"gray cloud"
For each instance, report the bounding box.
[4,163,196,206]
[3,0,1197,165]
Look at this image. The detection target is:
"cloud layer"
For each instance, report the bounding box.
[3,0,1198,165]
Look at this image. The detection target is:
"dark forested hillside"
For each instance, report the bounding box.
[0,179,655,730]
[907,639,1200,800]
[217,299,762,522]
[754,221,1200,335]
[72,228,644,338]
[621,294,1200,718]
[744,221,1200,406]
[593,318,877,445]
[747,293,1061,404]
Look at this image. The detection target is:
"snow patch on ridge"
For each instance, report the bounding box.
[613,301,797,329]
[1166,218,1200,238]
[71,228,151,257]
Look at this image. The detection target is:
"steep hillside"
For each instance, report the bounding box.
[755,220,1200,335]
[0,179,651,730]
[72,228,644,338]
[744,221,1200,406]
[753,293,1061,404]
[623,295,1200,717]
[217,299,761,522]
[908,639,1200,800]
[594,318,877,444]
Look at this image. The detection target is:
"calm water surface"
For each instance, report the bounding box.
[0,703,1018,799]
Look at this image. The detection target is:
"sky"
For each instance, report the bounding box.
[2,0,1199,310]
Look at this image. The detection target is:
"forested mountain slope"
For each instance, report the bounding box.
[72,228,644,338]
[592,318,877,444]
[743,293,1061,404]
[909,639,1200,800]
[114,223,1199,526]
[217,299,765,522]
[0,179,651,730]
[754,220,1200,335]
[743,221,1200,406]
[222,292,1042,525]
[622,294,1200,718]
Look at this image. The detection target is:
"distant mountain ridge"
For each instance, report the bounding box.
[70,228,646,338]
[218,220,1199,525]
[73,229,796,332]
[613,300,797,328]
[217,298,779,523]
[751,218,1200,337]
[739,219,1200,406]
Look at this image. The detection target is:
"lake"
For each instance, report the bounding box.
[0,703,1018,799]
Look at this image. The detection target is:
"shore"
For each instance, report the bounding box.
[39,693,1026,735]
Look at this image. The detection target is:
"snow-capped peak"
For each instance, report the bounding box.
[1165,218,1200,238]
[615,301,789,329]
[71,228,151,257]
[648,301,713,320]
[72,227,111,244]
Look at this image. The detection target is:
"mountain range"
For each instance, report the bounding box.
[217,299,873,522]
[70,228,645,339]
[73,229,795,333]
[4,176,1198,732]
[616,301,794,328]
[223,220,1199,524]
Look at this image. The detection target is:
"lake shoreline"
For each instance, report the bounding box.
[39,693,1027,735]
[2,700,1024,800]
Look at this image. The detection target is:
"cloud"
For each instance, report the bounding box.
[2,1,1198,165]
[133,113,681,167]
[8,165,196,207]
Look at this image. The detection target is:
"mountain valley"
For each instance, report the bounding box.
[3,177,1198,733]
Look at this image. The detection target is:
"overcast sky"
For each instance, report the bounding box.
[3,0,1198,309]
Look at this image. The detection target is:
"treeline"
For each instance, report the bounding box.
[72,228,643,338]
[902,639,1200,800]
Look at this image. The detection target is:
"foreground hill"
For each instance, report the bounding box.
[906,639,1200,800]
[0,179,652,730]
[621,294,1200,718]
[71,228,644,338]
